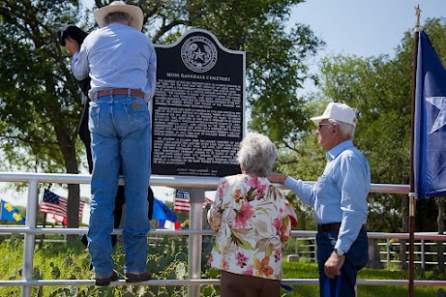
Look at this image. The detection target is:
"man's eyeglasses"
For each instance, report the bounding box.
[318,123,332,130]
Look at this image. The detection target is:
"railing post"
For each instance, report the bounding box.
[188,189,204,297]
[22,179,38,297]
[294,238,298,256]
[420,240,425,269]
[386,239,391,267]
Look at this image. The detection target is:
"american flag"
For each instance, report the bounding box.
[174,190,191,212]
[40,189,85,224]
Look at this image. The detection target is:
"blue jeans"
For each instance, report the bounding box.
[316,228,368,297]
[87,95,151,277]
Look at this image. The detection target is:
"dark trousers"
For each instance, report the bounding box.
[78,100,153,248]
[220,270,280,297]
[316,228,368,297]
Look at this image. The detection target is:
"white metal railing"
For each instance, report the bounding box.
[0,172,446,297]
[287,236,446,270]
[378,240,446,267]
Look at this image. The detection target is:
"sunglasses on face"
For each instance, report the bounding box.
[318,123,332,129]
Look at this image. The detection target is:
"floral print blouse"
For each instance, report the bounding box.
[208,174,297,280]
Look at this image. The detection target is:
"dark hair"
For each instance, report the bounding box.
[58,25,88,46]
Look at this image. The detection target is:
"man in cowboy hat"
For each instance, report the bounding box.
[268,102,370,297]
[70,1,156,286]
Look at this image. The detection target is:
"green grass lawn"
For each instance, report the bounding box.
[282,261,446,297]
[0,238,444,297]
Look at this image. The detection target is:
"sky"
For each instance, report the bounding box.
[2,0,446,207]
[289,0,446,94]
[291,0,446,64]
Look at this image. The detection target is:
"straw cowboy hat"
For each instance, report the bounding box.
[95,1,143,31]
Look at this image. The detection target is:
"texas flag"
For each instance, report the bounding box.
[413,31,446,198]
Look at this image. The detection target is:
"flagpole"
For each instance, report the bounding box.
[408,5,421,297]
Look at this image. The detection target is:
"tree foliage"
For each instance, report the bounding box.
[0,0,83,229]
[0,1,81,172]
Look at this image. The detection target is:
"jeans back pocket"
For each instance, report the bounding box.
[125,97,149,128]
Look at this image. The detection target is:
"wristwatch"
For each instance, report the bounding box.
[334,248,345,256]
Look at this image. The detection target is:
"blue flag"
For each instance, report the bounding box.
[0,200,25,224]
[152,198,177,228]
[414,31,446,198]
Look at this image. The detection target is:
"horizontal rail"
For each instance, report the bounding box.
[381,260,444,265]
[1,227,445,241]
[0,227,213,236]
[0,172,220,190]
[356,279,446,286]
[0,278,444,287]
[0,279,220,287]
[0,172,410,194]
[369,183,410,195]
[286,231,446,241]
[378,242,446,246]
[379,252,446,256]
[367,232,446,241]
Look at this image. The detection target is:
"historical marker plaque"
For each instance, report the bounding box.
[152,29,245,177]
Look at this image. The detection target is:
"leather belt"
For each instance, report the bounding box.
[317,223,341,232]
[96,88,145,99]
[317,223,367,233]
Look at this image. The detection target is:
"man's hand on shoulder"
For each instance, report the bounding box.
[267,173,287,185]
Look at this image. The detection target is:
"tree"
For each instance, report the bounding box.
[0,1,83,229]
[0,0,323,227]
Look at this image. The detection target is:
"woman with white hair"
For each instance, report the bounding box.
[208,132,297,297]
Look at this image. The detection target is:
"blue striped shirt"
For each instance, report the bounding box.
[71,23,157,102]
[284,140,370,254]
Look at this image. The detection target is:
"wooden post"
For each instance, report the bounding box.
[408,194,416,297]
[407,5,421,297]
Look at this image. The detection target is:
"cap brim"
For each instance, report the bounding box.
[310,115,328,125]
[311,116,357,127]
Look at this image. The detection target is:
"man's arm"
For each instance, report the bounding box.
[283,176,316,207]
[71,42,89,81]
[268,173,316,206]
[145,42,157,100]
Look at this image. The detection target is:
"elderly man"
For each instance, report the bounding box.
[70,1,156,286]
[269,102,370,297]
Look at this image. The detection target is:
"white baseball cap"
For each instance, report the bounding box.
[310,102,357,127]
